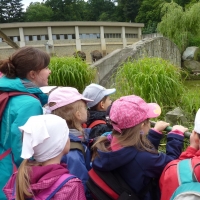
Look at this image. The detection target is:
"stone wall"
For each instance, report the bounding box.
[92,37,181,86]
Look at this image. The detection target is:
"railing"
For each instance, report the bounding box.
[142,33,163,39]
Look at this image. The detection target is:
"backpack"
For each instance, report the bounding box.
[83,120,106,129]
[170,159,200,200]
[87,168,143,200]
[0,91,38,173]
[11,173,76,200]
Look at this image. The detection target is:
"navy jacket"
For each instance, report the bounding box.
[61,130,91,193]
[87,110,112,139]
[92,129,184,200]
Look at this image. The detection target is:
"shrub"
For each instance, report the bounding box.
[188,33,200,47]
[48,56,96,92]
[113,57,186,118]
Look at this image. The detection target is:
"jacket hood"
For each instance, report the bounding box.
[92,146,138,171]
[0,76,48,106]
[29,164,69,184]
[87,110,106,125]
[3,164,69,197]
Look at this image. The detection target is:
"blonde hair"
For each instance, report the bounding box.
[92,119,157,161]
[49,100,85,134]
[16,159,42,200]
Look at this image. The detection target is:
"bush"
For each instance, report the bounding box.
[48,56,96,92]
[113,57,186,119]
[188,33,200,47]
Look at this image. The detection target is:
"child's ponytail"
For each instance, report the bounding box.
[91,136,111,161]
[16,159,33,200]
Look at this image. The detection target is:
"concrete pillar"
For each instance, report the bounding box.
[122,27,127,48]
[19,28,25,47]
[100,26,106,56]
[138,27,142,40]
[75,26,81,51]
[47,27,55,54]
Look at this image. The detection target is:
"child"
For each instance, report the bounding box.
[47,87,93,194]
[82,83,116,139]
[3,114,86,200]
[91,95,188,200]
[159,109,200,200]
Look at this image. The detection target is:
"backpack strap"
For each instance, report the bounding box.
[0,148,17,173]
[87,168,140,200]
[0,91,38,121]
[88,120,106,129]
[0,91,38,173]
[34,174,76,200]
[0,148,11,160]
[88,168,119,199]
[177,159,193,185]
[70,141,86,157]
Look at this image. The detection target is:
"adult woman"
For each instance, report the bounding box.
[0,46,51,199]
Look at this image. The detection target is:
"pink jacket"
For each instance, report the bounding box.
[3,163,86,200]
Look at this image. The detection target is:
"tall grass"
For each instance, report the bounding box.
[48,56,96,92]
[113,57,186,119]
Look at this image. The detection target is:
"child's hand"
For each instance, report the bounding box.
[154,121,170,132]
[190,131,199,150]
[171,125,188,133]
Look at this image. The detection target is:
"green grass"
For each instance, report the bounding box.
[113,57,186,119]
[48,56,96,92]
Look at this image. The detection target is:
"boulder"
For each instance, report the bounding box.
[165,107,187,126]
[183,60,200,73]
[182,46,199,61]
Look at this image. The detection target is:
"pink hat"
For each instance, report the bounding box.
[110,95,161,133]
[48,87,93,111]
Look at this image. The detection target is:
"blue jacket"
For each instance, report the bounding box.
[61,130,91,193]
[0,77,47,200]
[92,129,184,200]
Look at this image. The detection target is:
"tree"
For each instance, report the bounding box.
[85,0,117,21]
[25,2,53,22]
[116,0,142,22]
[4,0,24,22]
[135,0,166,33]
[45,0,88,21]
[0,0,7,23]
[157,1,200,52]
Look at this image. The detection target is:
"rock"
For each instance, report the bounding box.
[182,46,199,61]
[183,60,200,73]
[165,107,187,126]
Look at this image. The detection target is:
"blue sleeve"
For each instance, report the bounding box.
[11,100,43,167]
[61,150,89,192]
[141,133,184,178]
[147,129,163,149]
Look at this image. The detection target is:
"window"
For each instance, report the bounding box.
[32,36,37,41]
[68,34,72,39]
[40,35,46,41]
[0,38,2,42]
[60,34,65,40]
[13,36,19,42]
[126,33,138,38]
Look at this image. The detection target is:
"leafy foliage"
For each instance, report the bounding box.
[25,2,53,22]
[157,1,200,52]
[136,0,166,34]
[113,57,186,118]
[0,0,24,23]
[48,57,96,92]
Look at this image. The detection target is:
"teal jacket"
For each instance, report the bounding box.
[0,77,48,200]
